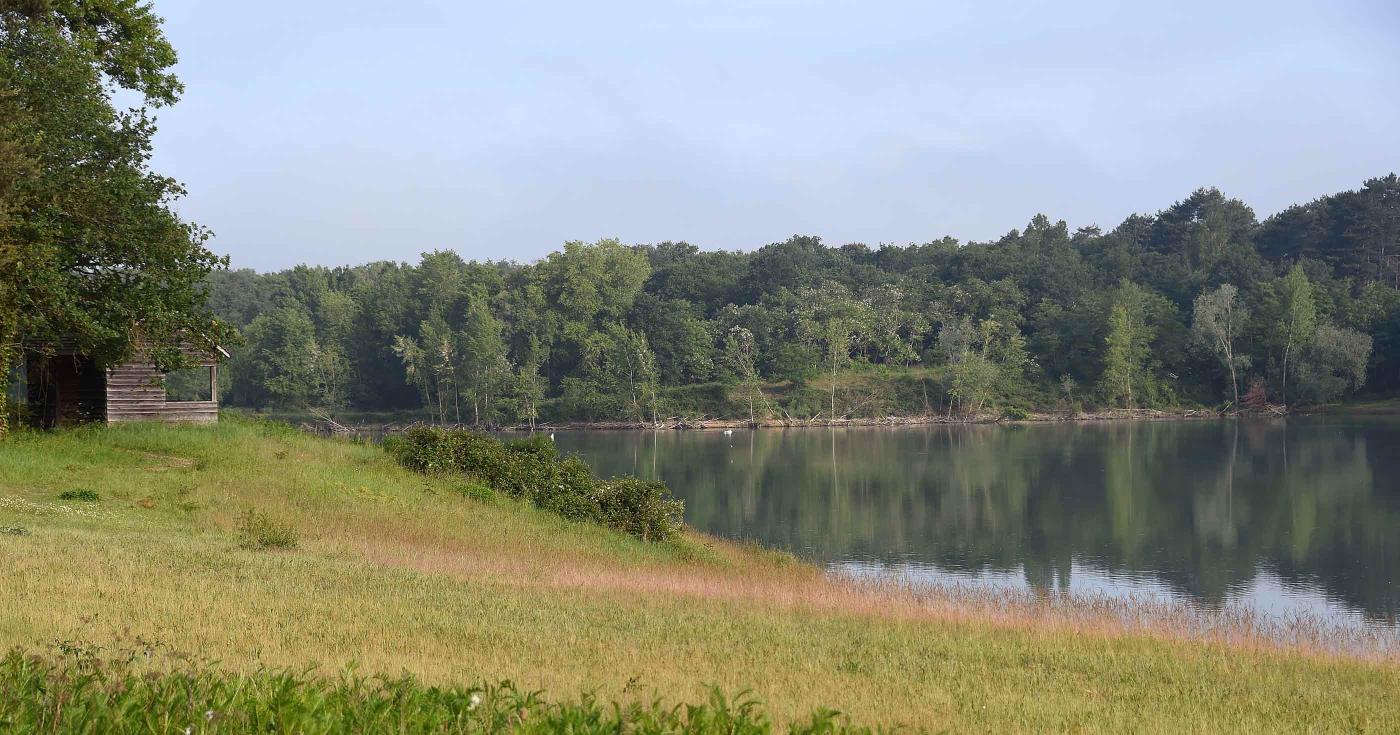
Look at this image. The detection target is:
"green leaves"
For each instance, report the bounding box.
[2,647,877,734]
[1103,282,1159,409]
[1192,283,1247,409]
[0,0,233,435]
[391,426,685,542]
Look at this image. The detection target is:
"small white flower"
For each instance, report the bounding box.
[468,692,482,711]
[205,709,215,721]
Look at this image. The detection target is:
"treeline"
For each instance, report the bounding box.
[209,176,1400,424]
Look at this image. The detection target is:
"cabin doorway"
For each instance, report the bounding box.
[24,354,106,428]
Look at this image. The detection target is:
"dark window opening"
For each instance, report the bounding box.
[165,366,214,402]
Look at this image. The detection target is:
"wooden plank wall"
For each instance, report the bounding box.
[105,361,218,424]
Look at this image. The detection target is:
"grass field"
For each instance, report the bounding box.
[1,417,1397,732]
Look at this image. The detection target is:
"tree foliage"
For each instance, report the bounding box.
[199,178,1400,422]
[1192,284,1248,411]
[0,0,233,434]
[1263,263,1317,405]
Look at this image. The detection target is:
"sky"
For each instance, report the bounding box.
[145,0,1400,272]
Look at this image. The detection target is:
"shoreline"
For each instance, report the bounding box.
[526,407,1226,432]
[295,407,1229,436]
[257,397,1400,439]
[280,401,1400,437]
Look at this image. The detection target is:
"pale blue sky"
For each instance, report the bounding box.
[147,0,1400,271]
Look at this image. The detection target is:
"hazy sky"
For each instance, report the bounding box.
[147,0,1400,272]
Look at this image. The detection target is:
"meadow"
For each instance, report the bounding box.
[0,417,1397,732]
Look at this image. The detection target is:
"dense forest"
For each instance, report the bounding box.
[209,176,1400,425]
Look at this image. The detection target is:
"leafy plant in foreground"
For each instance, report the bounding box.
[0,647,876,734]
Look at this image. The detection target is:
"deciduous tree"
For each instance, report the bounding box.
[1267,264,1318,405]
[1193,284,1249,411]
[0,0,233,435]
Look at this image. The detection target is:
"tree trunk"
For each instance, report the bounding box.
[1228,359,1239,413]
[829,359,837,425]
[1281,339,1292,407]
[453,376,461,425]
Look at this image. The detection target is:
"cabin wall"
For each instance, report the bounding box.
[105,361,219,424]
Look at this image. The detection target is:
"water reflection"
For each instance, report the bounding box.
[555,418,1400,626]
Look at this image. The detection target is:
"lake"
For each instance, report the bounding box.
[553,417,1400,628]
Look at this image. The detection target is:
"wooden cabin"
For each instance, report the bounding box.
[21,339,226,428]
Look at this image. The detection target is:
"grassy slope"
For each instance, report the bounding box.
[1320,397,1400,415]
[0,418,1396,732]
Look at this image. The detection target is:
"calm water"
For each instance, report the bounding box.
[553,418,1400,627]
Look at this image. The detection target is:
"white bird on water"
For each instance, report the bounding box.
[722,429,733,436]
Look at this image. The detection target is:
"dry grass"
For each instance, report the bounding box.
[1,417,1397,732]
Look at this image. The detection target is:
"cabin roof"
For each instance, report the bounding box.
[23,335,227,361]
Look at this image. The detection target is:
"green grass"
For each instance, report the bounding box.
[1324,397,1400,415]
[1,416,1397,732]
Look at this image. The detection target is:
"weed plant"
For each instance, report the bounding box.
[235,510,298,550]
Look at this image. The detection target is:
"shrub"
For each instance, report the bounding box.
[533,456,603,522]
[1001,406,1030,421]
[391,426,456,473]
[236,510,298,550]
[445,430,512,486]
[594,477,685,542]
[58,489,100,502]
[389,428,685,543]
[504,434,557,460]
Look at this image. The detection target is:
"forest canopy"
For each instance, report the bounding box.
[210,176,1400,424]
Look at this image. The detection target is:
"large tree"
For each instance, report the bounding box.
[1193,284,1248,411]
[458,298,510,426]
[0,0,233,434]
[797,282,874,421]
[1100,282,1157,408]
[1266,264,1318,405]
[724,326,765,425]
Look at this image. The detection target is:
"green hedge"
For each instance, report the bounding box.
[387,427,684,543]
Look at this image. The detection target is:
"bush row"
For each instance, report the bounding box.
[387,427,684,543]
[0,647,873,734]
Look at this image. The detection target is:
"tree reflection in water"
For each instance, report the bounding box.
[561,418,1400,625]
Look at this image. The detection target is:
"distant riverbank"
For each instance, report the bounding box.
[243,399,1400,437]
[523,407,1226,431]
[265,406,1226,437]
